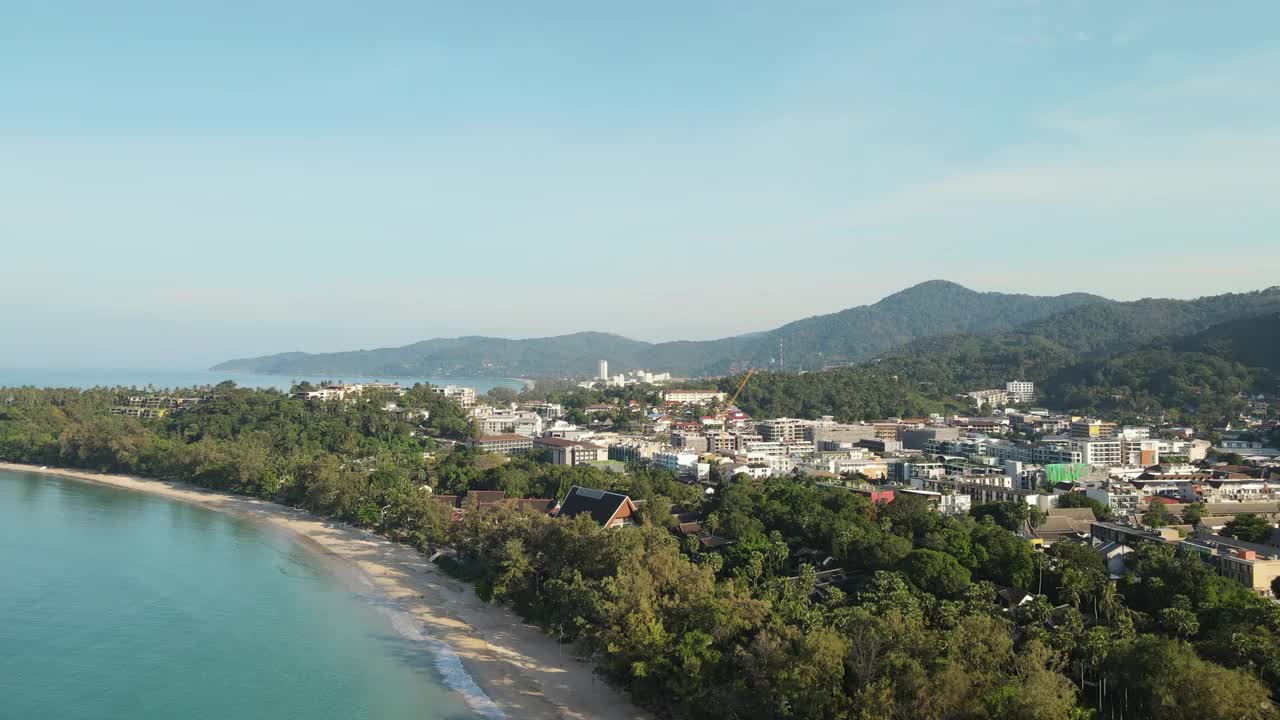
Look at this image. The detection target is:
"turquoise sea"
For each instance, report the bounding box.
[0,368,528,394]
[0,468,489,720]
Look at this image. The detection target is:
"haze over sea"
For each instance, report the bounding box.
[0,368,528,394]
[0,468,484,720]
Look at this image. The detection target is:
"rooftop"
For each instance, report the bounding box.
[556,485,635,526]
[471,433,533,442]
[534,436,604,449]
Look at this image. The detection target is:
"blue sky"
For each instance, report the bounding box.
[2,1,1277,368]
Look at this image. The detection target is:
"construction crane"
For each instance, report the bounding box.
[717,368,755,456]
[727,368,755,409]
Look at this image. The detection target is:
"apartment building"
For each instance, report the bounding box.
[662,389,727,404]
[920,475,1045,507]
[759,417,806,444]
[814,423,881,449]
[431,385,476,408]
[110,405,170,419]
[898,488,973,516]
[477,412,544,437]
[1074,439,1124,466]
[521,402,564,420]
[967,389,1009,408]
[1005,381,1035,404]
[901,427,960,450]
[466,434,534,455]
[653,451,708,479]
[1086,485,1141,516]
[533,437,606,466]
[292,386,348,401]
[607,439,665,464]
[1070,419,1118,439]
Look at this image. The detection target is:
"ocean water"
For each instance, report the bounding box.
[0,469,489,720]
[0,368,528,394]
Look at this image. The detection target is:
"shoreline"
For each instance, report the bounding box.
[0,462,647,720]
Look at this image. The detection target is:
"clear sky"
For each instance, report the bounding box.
[2,2,1277,368]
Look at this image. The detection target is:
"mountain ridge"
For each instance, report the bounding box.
[213,281,1108,377]
[215,284,1280,379]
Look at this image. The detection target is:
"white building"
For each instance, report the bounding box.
[654,451,709,479]
[1118,426,1153,441]
[1074,439,1124,467]
[967,389,1010,408]
[663,389,727,405]
[477,412,544,437]
[1005,381,1035,404]
[598,359,609,380]
[292,383,403,402]
[431,385,476,409]
[1086,485,1141,516]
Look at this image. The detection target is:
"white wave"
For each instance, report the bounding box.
[372,598,506,720]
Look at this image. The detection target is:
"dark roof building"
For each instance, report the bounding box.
[555,486,638,529]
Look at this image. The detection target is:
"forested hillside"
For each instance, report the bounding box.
[717,366,964,421]
[214,281,1105,376]
[724,309,1280,426]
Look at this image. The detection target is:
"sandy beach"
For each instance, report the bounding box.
[0,462,649,720]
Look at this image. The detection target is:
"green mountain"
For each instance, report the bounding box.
[1173,311,1280,374]
[212,280,1105,377]
[1038,311,1280,422]
[872,287,1280,392]
[727,299,1280,425]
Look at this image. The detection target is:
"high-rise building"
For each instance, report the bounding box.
[598,359,609,380]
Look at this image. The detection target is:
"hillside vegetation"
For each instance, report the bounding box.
[214,280,1104,376]
[726,310,1280,427]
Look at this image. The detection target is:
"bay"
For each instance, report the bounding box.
[0,468,485,720]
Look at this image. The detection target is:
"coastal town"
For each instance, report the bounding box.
[11,3,1280,717]
[7,332,1280,719]
[275,360,1280,600]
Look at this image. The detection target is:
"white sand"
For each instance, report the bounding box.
[1,462,649,720]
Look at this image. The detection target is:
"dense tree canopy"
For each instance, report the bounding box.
[1223,514,1274,544]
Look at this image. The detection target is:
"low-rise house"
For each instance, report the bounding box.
[555,486,638,529]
